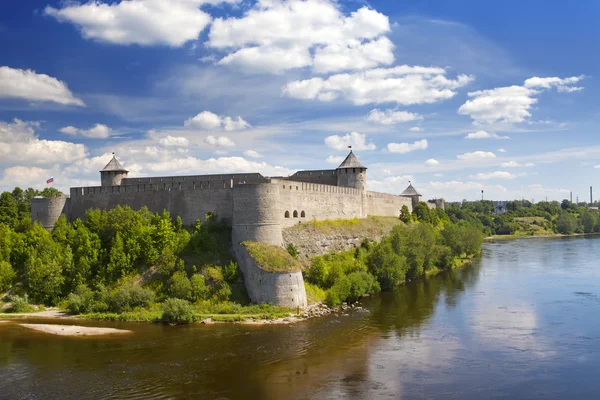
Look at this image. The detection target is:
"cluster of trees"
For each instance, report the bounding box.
[0,187,62,227]
[445,199,600,236]
[304,203,483,306]
[0,193,241,320]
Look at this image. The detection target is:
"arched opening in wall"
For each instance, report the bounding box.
[285,211,290,218]
[293,210,298,218]
[301,211,306,218]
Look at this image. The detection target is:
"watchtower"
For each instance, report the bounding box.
[401,182,422,208]
[100,154,128,186]
[336,150,367,191]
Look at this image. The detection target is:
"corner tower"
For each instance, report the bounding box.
[402,182,422,208]
[336,150,367,190]
[100,154,128,186]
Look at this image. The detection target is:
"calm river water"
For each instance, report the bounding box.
[1,237,600,399]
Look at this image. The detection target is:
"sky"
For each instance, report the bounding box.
[0,0,599,202]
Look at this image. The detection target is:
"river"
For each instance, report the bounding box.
[1,237,600,399]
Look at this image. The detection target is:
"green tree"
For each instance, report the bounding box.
[0,260,16,291]
[579,209,598,233]
[168,271,192,300]
[366,240,407,290]
[399,205,412,223]
[556,212,577,234]
[0,192,18,228]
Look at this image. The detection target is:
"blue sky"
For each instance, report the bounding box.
[1,0,599,201]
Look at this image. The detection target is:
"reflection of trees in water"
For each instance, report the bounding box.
[369,261,482,336]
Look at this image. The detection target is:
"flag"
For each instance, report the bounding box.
[46,177,54,184]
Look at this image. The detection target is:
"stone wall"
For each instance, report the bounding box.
[275,179,364,228]
[366,191,413,218]
[287,169,337,186]
[231,183,283,246]
[234,244,307,308]
[122,172,269,186]
[69,181,234,226]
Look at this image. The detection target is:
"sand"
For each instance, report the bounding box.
[20,323,132,336]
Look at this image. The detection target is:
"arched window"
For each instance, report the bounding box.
[301,211,306,218]
[285,211,290,218]
[293,210,298,218]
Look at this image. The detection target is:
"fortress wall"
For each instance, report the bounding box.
[232,183,283,246]
[276,180,364,228]
[121,173,268,186]
[287,169,337,186]
[69,181,234,226]
[366,191,413,218]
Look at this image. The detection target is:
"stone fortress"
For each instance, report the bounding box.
[32,151,443,308]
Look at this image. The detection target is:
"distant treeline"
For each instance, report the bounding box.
[445,199,600,236]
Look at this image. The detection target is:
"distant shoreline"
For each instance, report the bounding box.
[484,232,600,241]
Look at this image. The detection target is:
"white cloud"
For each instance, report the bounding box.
[464,130,509,140]
[457,151,496,160]
[204,135,236,148]
[425,180,508,201]
[45,0,239,47]
[501,161,535,168]
[158,135,189,147]
[386,139,428,154]
[595,165,600,169]
[0,118,88,166]
[208,0,393,74]
[283,66,474,105]
[458,75,583,125]
[326,155,345,164]
[325,132,376,151]
[366,109,422,125]
[409,126,423,132]
[59,124,113,139]
[425,158,439,166]
[243,150,263,158]
[498,148,507,153]
[472,171,518,180]
[368,175,413,194]
[184,110,251,131]
[433,173,444,177]
[0,66,84,106]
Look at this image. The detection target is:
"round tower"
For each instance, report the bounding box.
[232,183,283,246]
[31,194,69,231]
[336,150,367,191]
[100,154,128,186]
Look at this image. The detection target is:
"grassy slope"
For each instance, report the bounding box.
[284,216,403,236]
[241,241,302,273]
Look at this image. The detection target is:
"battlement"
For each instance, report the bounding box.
[276,180,362,196]
[121,173,268,186]
[70,179,236,197]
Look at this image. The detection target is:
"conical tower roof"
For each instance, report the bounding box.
[337,151,366,169]
[401,183,421,196]
[100,154,128,172]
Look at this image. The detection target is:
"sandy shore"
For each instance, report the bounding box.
[20,323,132,336]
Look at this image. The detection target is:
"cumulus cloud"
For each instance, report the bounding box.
[45,0,239,47]
[595,165,600,169]
[158,135,189,147]
[457,151,496,160]
[386,139,428,154]
[325,132,376,151]
[243,150,263,158]
[368,175,413,194]
[425,158,439,166]
[501,161,535,168]
[208,0,393,74]
[464,130,509,140]
[326,155,345,164]
[0,66,84,106]
[425,180,508,200]
[283,66,474,105]
[0,118,87,166]
[409,126,423,132]
[366,109,422,125]
[458,76,583,125]
[59,124,113,139]
[472,171,518,180]
[184,110,251,131]
[204,135,236,148]
[498,148,507,153]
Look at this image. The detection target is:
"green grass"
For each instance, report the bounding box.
[242,241,302,273]
[285,216,403,236]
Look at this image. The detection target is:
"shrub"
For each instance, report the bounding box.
[8,294,32,313]
[221,261,239,283]
[190,274,209,302]
[0,260,16,292]
[347,271,379,303]
[286,243,299,259]
[168,271,192,300]
[161,298,195,324]
[106,282,154,313]
[325,275,351,307]
[66,285,95,314]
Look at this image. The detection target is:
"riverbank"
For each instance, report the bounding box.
[484,232,600,241]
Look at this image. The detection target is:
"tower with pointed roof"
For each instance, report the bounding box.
[336,150,367,191]
[100,154,129,186]
[401,182,422,208]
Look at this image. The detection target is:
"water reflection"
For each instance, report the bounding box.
[1,237,600,399]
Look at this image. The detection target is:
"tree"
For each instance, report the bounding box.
[412,202,432,223]
[168,271,192,300]
[0,261,16,292]
[366,240,407,290]
[399,205,412,223]
[579,209,598,233]
[556,212,577,234]
[0,192,18,228]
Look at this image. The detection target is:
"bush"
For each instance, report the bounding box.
[190,274,209,302]
[325,276,350,307]
[161,298,195,324]
[168,271,192,300]
[286,243,299,259]
[221,261,239,283]
[66,285,95,314]
[0,260,16,292]
[106,282,155,313]
[8,294,32,313]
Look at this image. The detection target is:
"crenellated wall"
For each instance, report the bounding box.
[69,180,235,226]
[366,191,413,219]
[287,169,337,186]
